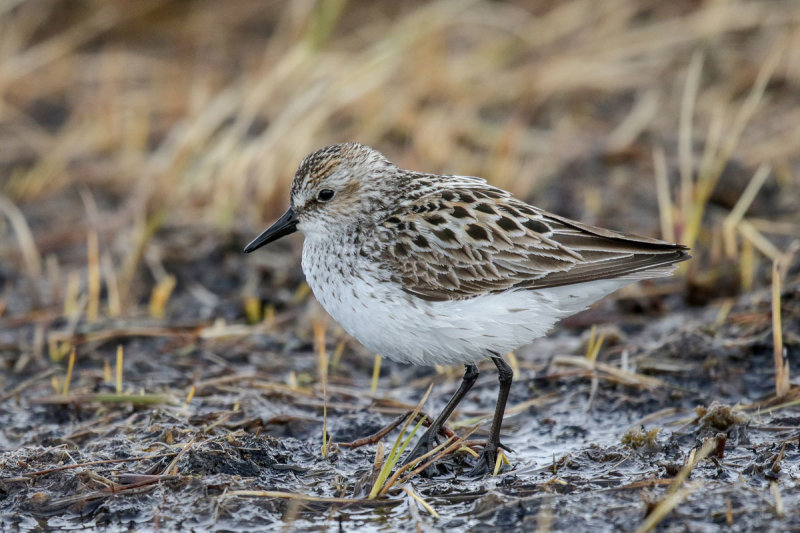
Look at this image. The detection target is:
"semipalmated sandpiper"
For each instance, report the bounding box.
[245,143,690,475]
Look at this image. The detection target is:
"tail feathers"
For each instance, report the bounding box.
[527,249,690,289]
[617,262,682,280]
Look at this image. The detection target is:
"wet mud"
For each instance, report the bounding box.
[2,242,799,531]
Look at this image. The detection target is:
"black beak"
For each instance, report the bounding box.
[243,207,299,253]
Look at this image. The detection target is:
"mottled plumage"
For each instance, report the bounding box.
[376,178,686,301]
[245,142,690,476]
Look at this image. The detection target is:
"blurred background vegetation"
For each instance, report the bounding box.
[1,0,798,332]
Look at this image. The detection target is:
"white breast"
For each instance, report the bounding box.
[301,236,630,366]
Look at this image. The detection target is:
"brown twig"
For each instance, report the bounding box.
[337,411,444,449]
[2,452,178,481]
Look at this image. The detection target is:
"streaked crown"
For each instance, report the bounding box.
[289,143,396,235]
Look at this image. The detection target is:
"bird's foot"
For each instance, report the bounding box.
[466,441,513,477]
[401,429,449,477]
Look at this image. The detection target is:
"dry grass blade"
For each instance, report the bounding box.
[313,320,330,458]
[506,351,520,377]
[149,275,176,319]
[101,252,122,317]
[368,383,434,499]
[553,355,664,389]
[307,0,348,50]
[29,475,179,508]
[62,271,80,322]
[184,384,196,408]
[584,326,606,364]
[665,438,715,495]
[723,164,771,258]
[535,497,554,533]
[762,396,800,414]
[492,449,510,476]
[86,228,100,322]
[771,244,796,398]
[62,347,76,395]
[605,90,659,153]
[243,295,261,324]
[337,412,415,449]
[371,354,382,393]
[714,300,735,327]
[738,220,783,262]
[80,188,101,323]
[1,452,179,481]
[585,325,597,360]
[635,438,716,533]
[116,213,163,311]
[330,338,345,368]
[771,482,785,517]
[0,368,56,402]
[679,51,704,227]
[0,193,42,278]
[635,483,698,533]
[740,239,756,291]
[225,490,403,507]
[725,164,772,229]
[653,146,675,243]
[29,393,172,405]
[371,441,385,484]
[115,344,123,394]
[163,438,195,476]
[403,486,439,519]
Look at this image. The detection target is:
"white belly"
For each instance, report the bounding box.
[302,238,629,366]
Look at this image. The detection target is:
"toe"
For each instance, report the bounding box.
[401,448,423,468]
[498,441,515,454]
[466,448,497,478]
[402,434,437,467]
[466,461,489,477]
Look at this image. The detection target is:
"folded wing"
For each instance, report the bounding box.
[377,180,690,302]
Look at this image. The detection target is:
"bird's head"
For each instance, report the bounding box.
[244,143,396,253]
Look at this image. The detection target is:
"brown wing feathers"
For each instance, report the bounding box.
[379,183,689,301]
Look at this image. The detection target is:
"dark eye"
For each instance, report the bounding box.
[317,189,335,202]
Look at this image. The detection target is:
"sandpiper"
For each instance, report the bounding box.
[245,143,689,475]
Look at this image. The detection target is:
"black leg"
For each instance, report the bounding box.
[468,355,513,476]
[402,363,479,467]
